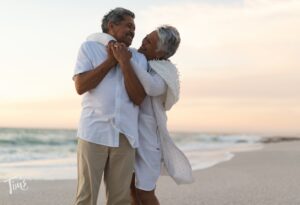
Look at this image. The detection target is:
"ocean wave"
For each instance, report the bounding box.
[0,128,266,179]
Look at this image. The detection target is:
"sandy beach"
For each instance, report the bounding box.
[1,139,300,205]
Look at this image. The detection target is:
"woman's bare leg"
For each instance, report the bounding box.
[136,188,160,205]
[130,173,140,205]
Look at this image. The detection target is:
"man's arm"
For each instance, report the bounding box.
[74,42,117,95]
[110,43,146,105]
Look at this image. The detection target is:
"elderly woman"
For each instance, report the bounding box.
[87,25,193,205]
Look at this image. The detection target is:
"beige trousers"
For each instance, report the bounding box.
[74,134,135,205]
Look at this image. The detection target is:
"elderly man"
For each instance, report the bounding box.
[73,8,147,205]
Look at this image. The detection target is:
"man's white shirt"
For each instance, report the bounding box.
[73,41,147,148]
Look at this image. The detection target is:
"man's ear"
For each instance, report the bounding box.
[107,21,115,34]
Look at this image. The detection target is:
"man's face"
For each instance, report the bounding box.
[108,16,135,47]
[138,31,165,60]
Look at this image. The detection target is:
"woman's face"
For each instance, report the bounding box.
[138,31,165,60]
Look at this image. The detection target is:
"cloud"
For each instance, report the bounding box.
[134,1,300,134]
[135,1,300,100]
[1,0,299,134]
[136,1,300,64]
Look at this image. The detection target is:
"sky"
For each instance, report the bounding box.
[0,0,299,136]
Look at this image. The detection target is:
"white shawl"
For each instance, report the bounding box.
[87,33,194,184]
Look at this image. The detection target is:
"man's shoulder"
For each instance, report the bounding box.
[80,41,106,52]
[130,48,147,64]
[129,48,142,56]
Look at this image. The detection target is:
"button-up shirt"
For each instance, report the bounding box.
[73,40,147,148]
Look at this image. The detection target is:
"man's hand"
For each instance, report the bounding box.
[108,42,146,105]
[109,42,132,67]
[106,40,118,67]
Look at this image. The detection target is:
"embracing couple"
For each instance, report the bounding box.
[72,7,193,205]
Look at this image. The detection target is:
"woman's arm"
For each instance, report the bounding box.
[131,59,167,97]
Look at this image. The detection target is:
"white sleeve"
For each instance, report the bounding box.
[131,57,167,97]
[73,42,93,78]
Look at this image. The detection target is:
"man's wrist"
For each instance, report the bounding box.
[104,59,116,69]
[119,59,131,68]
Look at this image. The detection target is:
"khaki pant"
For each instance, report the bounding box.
[74,134,135,205]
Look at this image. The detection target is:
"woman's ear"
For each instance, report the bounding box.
[156,50,167,60]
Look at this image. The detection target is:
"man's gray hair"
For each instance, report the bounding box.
[101,7,135,33]
[156,25,181,59]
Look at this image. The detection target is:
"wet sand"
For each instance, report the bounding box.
[1,140,300,205]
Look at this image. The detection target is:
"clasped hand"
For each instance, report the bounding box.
[106,41,132,66]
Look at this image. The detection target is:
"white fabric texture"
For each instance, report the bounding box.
[148,60,180,111]
[130,66,166,190]
[87,32,194,184]
[134,111,162,191]
[73,37,147,148]
[87,32,116,45]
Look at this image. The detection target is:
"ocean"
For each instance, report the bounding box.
[0,128,264,180]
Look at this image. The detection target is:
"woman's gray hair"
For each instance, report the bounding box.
[101,7,135,33]
[156,25,181,59]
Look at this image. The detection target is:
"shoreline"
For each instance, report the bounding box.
[1,140,300,204]
[260,135,300,143]
[0,135,299,181]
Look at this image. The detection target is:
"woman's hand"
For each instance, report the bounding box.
[109,42,132,66]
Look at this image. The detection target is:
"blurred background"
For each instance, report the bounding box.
[0,0,299,179]
[0,0,299,136]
